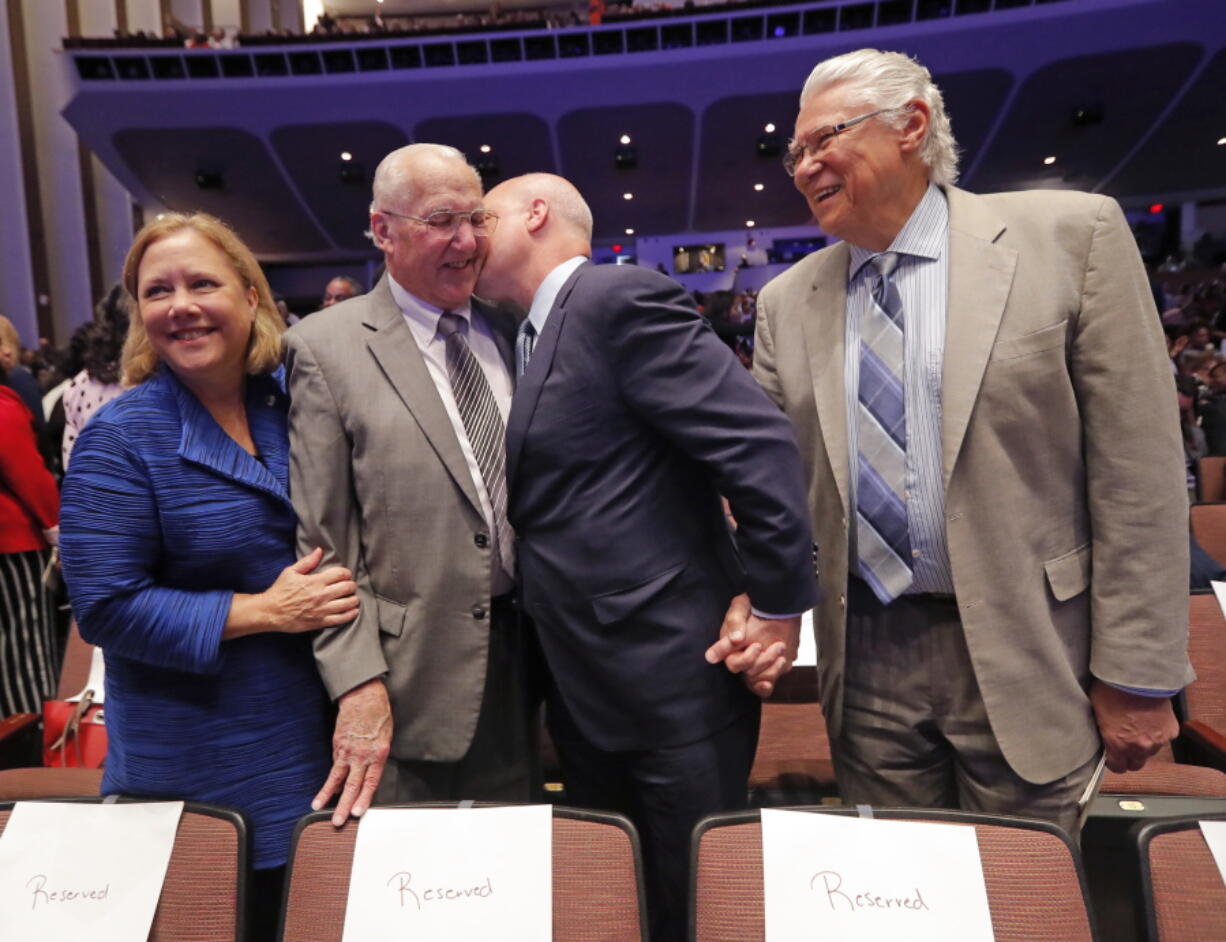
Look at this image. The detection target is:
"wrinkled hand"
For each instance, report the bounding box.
[313,678,392,826]
[1090,680,1179,773]
[264,547,359,634]
[705,593,801,697]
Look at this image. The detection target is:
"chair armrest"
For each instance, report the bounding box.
[1181,720,1226,771]
[0,713,41,769]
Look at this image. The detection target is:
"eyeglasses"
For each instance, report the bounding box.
[783,108,896,176]
[378,208,500,237]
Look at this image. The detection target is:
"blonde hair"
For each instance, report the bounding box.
[0,315,19,365]
[800,48,960,187]
[120,212,283,386]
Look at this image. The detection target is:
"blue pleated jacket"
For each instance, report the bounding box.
[60,366,332,869]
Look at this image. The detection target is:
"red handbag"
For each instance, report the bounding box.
[42,689,107,768]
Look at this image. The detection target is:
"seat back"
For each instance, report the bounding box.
[1197,457,1226,502]
[1187,593,1226,733]
[1138,813,1226,941]
[749,667,836,801]
[0,799,246,941]
[0,766,103,800]
[280,804,645,941]
[1191,502,1226,570]
[693,808,1095,941]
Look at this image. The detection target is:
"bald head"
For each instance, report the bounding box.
[369,143,481,217]
[476,174,593,309]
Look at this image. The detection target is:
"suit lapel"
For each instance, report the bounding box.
[800,243,852,514]
[505,262,585,489]
[171,370,291,507]
[364,277,484,518]
[941,186,1017,490]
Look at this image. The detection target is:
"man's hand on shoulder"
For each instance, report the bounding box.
[705,593,801,698]
[1089,680,1180,773]
[313,677,393,826]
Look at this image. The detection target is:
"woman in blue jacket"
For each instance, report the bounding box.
[60,212,358,937]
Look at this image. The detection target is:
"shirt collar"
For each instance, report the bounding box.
[387,273,472,338]
[527,256,588,334]
[849,181,948,281]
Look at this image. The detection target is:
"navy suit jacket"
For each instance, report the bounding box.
[506,262,816,751]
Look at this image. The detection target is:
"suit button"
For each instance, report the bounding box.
[474,533,489,548]
[472,605,487,620]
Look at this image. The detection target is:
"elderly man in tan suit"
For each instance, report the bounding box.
[753,48,1192,831]
[285,144,530,824]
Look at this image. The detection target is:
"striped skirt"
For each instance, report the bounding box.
[0,549,59,715]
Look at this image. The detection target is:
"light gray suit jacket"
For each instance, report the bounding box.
[754,186,1193,784]
[284,276,516,763]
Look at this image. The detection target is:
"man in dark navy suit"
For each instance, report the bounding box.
[476,173,817,941]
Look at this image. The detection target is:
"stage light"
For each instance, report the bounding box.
[764,123,776,133]
[746,220,756,228]
[625,228,634,235]
[480,144,492,154]
[620,134,631,145]
[623,192,633,200]
[753,183,764,191]
[1043,156,1056,166]
[341,152,352,161]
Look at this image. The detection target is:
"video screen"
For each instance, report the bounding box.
[770,236,827,264]
[673,243,725,274]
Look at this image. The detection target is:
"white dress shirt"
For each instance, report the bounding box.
[388,275,515,596]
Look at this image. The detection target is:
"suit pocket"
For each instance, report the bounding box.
[990,320,1068,362]
[375,594,407,637]
[589,563,688,626]
[1044,543,1091,602]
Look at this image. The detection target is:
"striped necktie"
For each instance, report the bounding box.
[856,252,913,604]
[436,312,515,578]
[516,318,537,378]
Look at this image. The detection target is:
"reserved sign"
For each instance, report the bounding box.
[761,810,995,942]
[0,801,183,942]
[341,805,552,942]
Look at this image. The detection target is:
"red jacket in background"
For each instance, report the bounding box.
[0,385,58,553]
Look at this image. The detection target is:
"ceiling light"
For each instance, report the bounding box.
[1218,137,1226,146]
[1043,156,1056,165]
[623,192,633,200]
[753,183,764,192]
[480,144,492,154]
[764,123,776,133]
[625,228,635,235]
[620,134,631,145]
[340,151,352,161]
[746,220,756,228]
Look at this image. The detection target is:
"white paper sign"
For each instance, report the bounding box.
[761,809,996,942]
[0,800,183,942]
[341,805,552,942]
[1211,580,1226,621]
[1198,820,1226,886]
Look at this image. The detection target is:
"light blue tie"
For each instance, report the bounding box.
[515,319,537,378]
[856,252,913,604]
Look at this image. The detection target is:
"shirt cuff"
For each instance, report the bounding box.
[750,608,805,620]
[1104,682,1180,698]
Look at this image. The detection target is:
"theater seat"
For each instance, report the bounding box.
[693,807,1094,942]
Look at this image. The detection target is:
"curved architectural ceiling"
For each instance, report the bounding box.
[62,0,1226,261]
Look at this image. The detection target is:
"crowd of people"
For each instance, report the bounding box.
[0,46,1208,942]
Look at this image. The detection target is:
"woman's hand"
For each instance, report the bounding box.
[225,547,359,638]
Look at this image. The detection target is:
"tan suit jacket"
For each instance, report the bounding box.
[754,186,1193,784]
[284,276,514,763]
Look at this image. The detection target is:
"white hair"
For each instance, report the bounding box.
[799,48,960,186]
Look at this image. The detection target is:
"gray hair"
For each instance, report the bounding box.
[366,143,482,244]
[799,48,960,186]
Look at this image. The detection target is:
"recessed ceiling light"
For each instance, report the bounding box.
[480,144,492,154]
[764,123,776,134]
[753,183,765,192]
[746,220,756,228]
[340,151,352,161]
[1218,137,1226,146]
[625,228,635,235]
[1043,155,1056,165]
[620,134,632,145]
[623,192,633,200]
